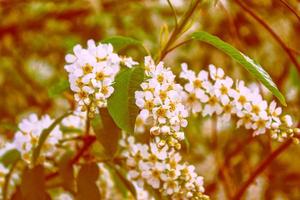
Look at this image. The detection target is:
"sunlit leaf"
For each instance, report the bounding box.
[0,149,20,167]
[102,36,142,52]
[289,66,300,88]
[20,165,49,200]
[160,23,169,48]
[107,67,144,133]
[192,31,286,106]
[76,163,101,200]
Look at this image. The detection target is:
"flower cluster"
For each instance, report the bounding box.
[12,113,62,164]
[135,56,188,149]
[120,135,209,200]
[65,40,138,116]
[180,64,298,140]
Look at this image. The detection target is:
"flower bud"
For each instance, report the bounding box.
[175,131,185,141]
[150,126,160,136]
[175,142,181,150]
[158,140,166,148]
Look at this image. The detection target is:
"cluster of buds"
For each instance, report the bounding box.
[65,40,138,116]
[119,135,209,200]
[180,64,299,141]
[135,56,188,149]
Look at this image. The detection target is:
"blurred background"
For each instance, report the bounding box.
[0,0,300,199]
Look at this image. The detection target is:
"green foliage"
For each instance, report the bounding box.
[20,165,50,200]
[192,31,287,106]
[289,66,300,88]
[102,36,142,52]
[107,67,144,134]
[0,149,20,167]
[48,78,69,98]
[92,108,120,157]
[76,163,101,200]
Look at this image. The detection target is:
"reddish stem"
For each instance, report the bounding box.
[69,135,96,165]
[45,135,96,181]
[233,138,293,200]
[234,0,300,75]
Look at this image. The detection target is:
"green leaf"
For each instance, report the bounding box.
[20,165,49,200]
[92,108,120,157]
[76,163,101,200]
[107,163,136,198]
[289,66,300,88]
[48,78,69,98]
[107,67,145,133]
[0,149,20,167]
[192,31,286,106]
[102,36,142,52]
[32,112,72,165]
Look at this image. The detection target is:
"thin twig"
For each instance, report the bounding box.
[224,135,254,166]
[234,0,300,75]
[288,47,300,56]
[85,107,91,136]
[164,39,193,55]
[45,135,96,181]
[2,161,18,200]
[157,0,201,62]
[167,0,178,29]
[69,135,96,165]
[233,138,293,200]
[278,0,300,22]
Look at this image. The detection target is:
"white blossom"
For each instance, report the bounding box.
[65,40,138,114]
[135,56,188,149]
[180,64,296,141]
[120,135,209,200]
[12,113,62,164]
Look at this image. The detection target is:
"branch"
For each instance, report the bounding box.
[278,0,300,22]
[234,0,300,75]
[233,138,293,200]
[164,39,193,55]
[69,135,96,165]
[156,0,201,62]
[45,135,96,181]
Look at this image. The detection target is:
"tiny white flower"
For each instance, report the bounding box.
[209,64,224,80]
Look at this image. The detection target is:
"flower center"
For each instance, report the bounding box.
[187,93,197,103]
[83,64,93,74]
[96,72,105,81]
[156,108,166,117]
[208,96,218,106]
[193,79,202,88]
[252,105,260,115]
[238,95,247,105]
[157,74,164,83]
[220,85,228,95]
